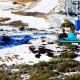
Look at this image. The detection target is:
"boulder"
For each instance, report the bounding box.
[35,53,41,58]
[38,46,46,54]
[47,52,54,57]
[29,46,35,52]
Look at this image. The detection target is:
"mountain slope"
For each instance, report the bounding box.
[26,0,59,13]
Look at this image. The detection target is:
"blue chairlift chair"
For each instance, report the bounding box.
[58,20,80,43]
[58,38,80,43]
[58,0,80,43]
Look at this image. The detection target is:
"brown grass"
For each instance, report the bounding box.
[12,55,19,59]
[11,11,48,19]
[0,20,27,27]
[0,17,10,22]
[6,56,13,61]
[9,20,26,27]
[13,0,37,2]
[11,11,21,15]
[36,14,48,20]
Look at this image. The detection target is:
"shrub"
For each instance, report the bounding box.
[33,61,49,67]
[63,44,77,50]
[29,68,54,80]
[64,74,80,80]
[67,60,79,68]
[57,62,68,72]
[48,64,56,70]
[74,65,80,71]
[67,45,77,50]
[60,52,77,58]
[56,59,79,72]
[53,78,62,80]
[9,20,25,27]
[19,26,25,31]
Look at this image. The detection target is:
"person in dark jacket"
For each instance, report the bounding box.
[58,29,68,38]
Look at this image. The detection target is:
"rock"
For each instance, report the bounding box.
[0,29,3,31]
[47,52,54,57]
[13,2,18,4]
[62,50,68,52]
[48,42,54,44]
[46,49,53,52]
[35,53,41,58]
[25,41,32,44]
[32,50,38,54]
[38,46,46,54]
[29,46,35,52]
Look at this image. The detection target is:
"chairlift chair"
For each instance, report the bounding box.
[58,0,80,43]
[58,38,80,43]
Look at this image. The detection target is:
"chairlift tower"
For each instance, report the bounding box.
[65,0,80,30]
[65,0,80,16]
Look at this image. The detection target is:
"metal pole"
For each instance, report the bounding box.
[66,0,69,17]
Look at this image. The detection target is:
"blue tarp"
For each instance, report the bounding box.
[0,35,34,49]
[0,32,51,49]
[75,20,80,31]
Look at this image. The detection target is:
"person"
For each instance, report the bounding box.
[68,28,77,38]
[58,29,68,38]
[77,30,80,38]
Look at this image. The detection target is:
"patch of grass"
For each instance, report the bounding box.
[11,11,45,16]
[8,20,25,27]
[64,74,80,80]
[0,58,80,80]
[0,17,10,22]
[60,52,77,58]
[74,65,80,72]
[63,44,77,50]
[0,20,28,27]
[11,11,48,19]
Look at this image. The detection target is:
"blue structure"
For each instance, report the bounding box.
[0,34,34,49]
[58,38,80,43]
[75,20,80,31]
[0,33,49,49]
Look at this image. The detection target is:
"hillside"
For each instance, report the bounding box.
[0,0,79,66]
[0,0,80,80]
[26,0,59,13]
